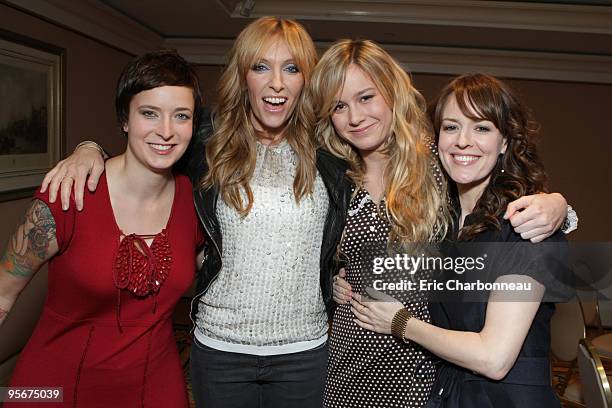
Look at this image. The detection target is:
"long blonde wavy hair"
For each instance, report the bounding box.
[310,39,449,244]
[202,17,318,216]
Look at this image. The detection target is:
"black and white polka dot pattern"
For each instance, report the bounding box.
[324,188,436,408]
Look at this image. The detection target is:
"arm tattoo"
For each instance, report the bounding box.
[0,305,8,321]
[0,200,56,278]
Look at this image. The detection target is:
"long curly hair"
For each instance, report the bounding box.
[201,17,318,216]
[429,73,548,240]
[310,39,449,244]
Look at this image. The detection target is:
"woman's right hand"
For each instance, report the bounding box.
[40,143,105,211]
[332,268,353,304]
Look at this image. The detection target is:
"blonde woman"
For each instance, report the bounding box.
[310,40,569,407]
[38,17,351,408]
[185,17,350,408]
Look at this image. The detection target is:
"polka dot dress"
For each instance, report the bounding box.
[324,187,437,408]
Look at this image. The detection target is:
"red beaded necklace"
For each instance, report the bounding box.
[112,230,173,332]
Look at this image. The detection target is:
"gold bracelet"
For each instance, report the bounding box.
[391,308,412,343]
[75,141,104,155]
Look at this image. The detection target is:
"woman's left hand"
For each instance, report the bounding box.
[350,289,404,335]
[504,192,567,242]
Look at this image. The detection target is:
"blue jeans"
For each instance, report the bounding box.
[190,339,328,408]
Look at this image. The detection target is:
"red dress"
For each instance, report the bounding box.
[8,173,201,408]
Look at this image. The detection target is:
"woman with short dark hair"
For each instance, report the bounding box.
[0,50,203,407]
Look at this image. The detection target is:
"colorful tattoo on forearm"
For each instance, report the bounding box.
[0,200,56,278]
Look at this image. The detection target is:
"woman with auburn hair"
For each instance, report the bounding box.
[310,41,570,407]
[352,73,568,407]
[38,17,351,408]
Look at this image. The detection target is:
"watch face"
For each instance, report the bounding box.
[563,206,578,234]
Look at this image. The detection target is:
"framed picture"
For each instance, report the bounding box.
[0,30,65,202]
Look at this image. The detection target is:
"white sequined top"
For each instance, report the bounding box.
[195,139,330,355]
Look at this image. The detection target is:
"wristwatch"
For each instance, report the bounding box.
[562,205,578,234]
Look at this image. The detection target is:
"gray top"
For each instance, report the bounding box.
[195,139,329,355]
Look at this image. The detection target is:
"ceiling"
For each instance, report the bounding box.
[5,0,611,83]
[99,0,612,55]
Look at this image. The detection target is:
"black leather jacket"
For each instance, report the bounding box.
[179,109,351,327]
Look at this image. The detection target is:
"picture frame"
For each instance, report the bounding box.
[0,30,65,202]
